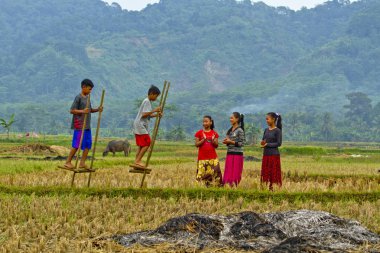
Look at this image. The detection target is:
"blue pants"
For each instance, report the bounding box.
[72,130,92,150]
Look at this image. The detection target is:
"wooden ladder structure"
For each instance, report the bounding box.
[59,89,105,187]
[129,81,170,188]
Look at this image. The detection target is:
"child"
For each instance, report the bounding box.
[64,79,103,170]
[133,85,161,168]
[261,112,282,191]
[194,116,222,187]
[222,112,245,186]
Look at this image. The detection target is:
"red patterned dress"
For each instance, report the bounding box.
[261,128,282,189]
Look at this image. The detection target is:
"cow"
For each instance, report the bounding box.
[103,140,132,157]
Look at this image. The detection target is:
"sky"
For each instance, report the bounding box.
[103,0,357,11]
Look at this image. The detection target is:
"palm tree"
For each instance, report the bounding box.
[320,112,334,141]
[0,114,15,139]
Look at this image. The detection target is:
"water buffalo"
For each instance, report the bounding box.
[103,140,131,157]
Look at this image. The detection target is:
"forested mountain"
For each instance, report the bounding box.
[0,0,379,141]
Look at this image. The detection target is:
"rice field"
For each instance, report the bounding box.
[0,136,379,252]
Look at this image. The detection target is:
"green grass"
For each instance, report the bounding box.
[0,185,379,203]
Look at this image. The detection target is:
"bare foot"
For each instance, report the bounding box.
[79,164,89,170]
[134,160,145,166]
[133,162,146,169]
[64,163,74,169]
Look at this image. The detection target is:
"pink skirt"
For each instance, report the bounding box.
[261,155,282,187]
[223,154,244,186]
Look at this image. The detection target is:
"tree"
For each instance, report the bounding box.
[343,92,373,126]
[287,113,301,139]
[166,125,187,141]
[0,114,15,139]
[244,123,261,145]
[370,102,380,139]
[320,112,334,141]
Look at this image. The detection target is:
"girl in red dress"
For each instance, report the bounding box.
[261,112,282,191]
[194,116,222,187]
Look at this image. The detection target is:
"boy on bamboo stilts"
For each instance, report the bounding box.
[63,79,103,170]
[132,85,162,168]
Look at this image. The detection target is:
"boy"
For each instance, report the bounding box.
[63,79,103,170]
[133,85,162,168]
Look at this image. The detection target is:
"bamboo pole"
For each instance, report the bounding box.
[87,89,105,187]
[72,94,91,187]
[140,81,170,188]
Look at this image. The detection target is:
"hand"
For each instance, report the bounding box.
[203,132,207,139]
[158,112,163,117]
[261,140,267,148]
[212,134,216,140]
[153,106,162,113]
[223,138,231,145]
[98,106,103,113]
[83,108,90,114]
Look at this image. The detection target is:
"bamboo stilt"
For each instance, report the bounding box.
[71,172,76,187]
[87,89,105,187]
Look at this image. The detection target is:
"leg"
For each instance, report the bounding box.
[79,148,90,168]
[65,148,78,168]
[134,134,151,166]
[79,130,92,168]
[134,146,142,163]
[65,130,80,168]
[135,146,149,165]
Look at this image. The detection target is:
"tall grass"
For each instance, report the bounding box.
[0,195,379,252]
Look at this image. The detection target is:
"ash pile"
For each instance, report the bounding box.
[114,210,380,252]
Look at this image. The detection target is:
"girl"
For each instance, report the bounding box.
[194,116,222,187]
[261,112,282,191]
[222,112,245,187]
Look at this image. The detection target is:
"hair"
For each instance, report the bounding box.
[227,112,245,134]
[203,115,215,130]
[148,85,161,95]
[267,112,282,130]
[81,79,94,88]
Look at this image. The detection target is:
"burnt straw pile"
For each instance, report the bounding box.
[114,210,379,252]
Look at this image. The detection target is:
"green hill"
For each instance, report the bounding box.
[0,0,379,140]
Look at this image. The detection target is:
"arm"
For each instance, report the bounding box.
[195,137,206,147]
[266,129,282,148]
[233,129,245,147]
[142,111,155,118]
[226,129,244,147]
[70,108,89,115]
[142,106,161,118]
[261,129,267,147]
[91,106,103,113]
[70,96,86,115]
[212,138,218,148]
[262,129,266,141]
[149,112,163,118]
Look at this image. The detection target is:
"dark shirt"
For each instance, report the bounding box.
[71,94,92,130]
[226,127,245,155]
[262,128,282,156]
